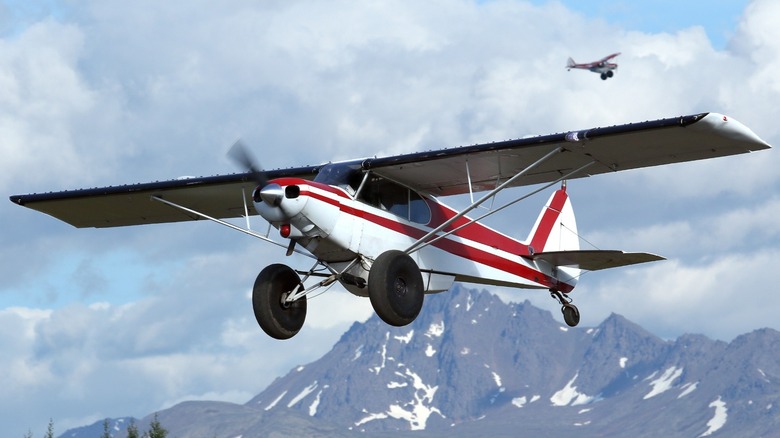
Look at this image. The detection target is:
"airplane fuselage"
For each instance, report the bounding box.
[254,176,579,298]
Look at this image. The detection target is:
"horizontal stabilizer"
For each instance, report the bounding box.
[530,250,665,271]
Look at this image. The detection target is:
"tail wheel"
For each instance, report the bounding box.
[253,264,306,340]
[368,250,424,327]
[562,304,580,327]
[551,289,580,327]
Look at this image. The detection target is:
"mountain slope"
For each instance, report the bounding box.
[61,286,780,437]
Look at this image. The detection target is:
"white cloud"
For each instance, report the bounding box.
[1,0,778,435]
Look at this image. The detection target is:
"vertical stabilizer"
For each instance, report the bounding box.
[526,183,579,255]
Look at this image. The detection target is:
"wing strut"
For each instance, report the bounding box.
[242,187,252,231]
[151,195,315,259]
[405,146,565,254]
[412,161,596,255]
[466,158,474,204]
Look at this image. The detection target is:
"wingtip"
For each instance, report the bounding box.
[697,112,772,151]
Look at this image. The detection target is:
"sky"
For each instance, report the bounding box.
[2,0,777,435]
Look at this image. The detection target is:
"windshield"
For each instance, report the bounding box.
[313,163,362,192]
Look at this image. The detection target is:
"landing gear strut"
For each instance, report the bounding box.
[550,289,580,327]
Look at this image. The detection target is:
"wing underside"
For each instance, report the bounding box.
[10,168,318,228]
[364,112,770,196]
[9,112,770,228]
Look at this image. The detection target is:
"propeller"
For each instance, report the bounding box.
[227,140,285,206]
[227,139,269,187]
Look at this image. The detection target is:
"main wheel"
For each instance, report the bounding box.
[562,304,580,327]
[607,70,614,78]
[368,250,424,327]
[253,264,306,340]
[600,73,608,80]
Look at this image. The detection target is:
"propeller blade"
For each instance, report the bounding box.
[228,139,268,187]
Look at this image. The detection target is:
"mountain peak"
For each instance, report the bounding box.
[63,288,780,437]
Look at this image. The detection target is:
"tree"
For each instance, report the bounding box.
[101,419,111,438]
[142,413,167,438]
[126,419,140,438]
[44,419,54,438]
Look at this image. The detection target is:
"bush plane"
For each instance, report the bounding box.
[567,52,620,80]
[10,113,770,339]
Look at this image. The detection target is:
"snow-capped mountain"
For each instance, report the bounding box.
[62,286,780,437]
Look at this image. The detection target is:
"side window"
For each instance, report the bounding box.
[358,176,430,224]
[409,191,431,225]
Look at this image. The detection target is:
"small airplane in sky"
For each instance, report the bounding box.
[10,113,770,340]
[567,52,620,80]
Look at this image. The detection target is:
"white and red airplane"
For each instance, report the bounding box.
[10,113,770,339]
[567,52,620,80]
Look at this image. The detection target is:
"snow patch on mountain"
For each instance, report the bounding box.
[354,411,388,428]
[264,390,287,411]
[512,396,527,408]
[395,330,414,344]
[644,366,683,399]
[309,390,322,416]
[426,321,444,338]
[678,382,698,399]
[287,381,318,408]
[356,368,443,430]
[352,344,363,361]
[550,373,594,406]
[492,371,502,388]
[371,333,390,374]
[388,379,408,389]
[700,396,727,437]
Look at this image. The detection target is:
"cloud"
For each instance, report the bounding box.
[2,0,779,435]
[582,248,780,341]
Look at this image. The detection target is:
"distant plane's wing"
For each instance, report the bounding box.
[363,112,770,196]
[530,250,665,271]
[10,167,318,228]
[601,52,620,62]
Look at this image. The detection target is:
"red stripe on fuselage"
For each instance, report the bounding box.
[339,201,567,291]
[270,178,573,292]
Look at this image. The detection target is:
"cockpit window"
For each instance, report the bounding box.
[313,163,362,193]
[357,175,431,225]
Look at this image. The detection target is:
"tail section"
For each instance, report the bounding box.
[526,183,664,277]
[566,57,576,70]
[526,182,579,255]
[525,182,581,291]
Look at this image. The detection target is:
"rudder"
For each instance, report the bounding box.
[526,182,579,255]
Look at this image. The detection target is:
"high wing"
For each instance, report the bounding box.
[599,52,620,63]
[363,112,770,196]
[9,112,770,228]
[10,167,318,228]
